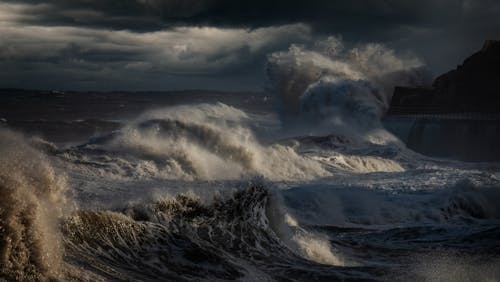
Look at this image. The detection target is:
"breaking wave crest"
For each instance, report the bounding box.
[60,103,406,181]
[266,36,431,139]
[62,184,353,281]
[0,129,67,281]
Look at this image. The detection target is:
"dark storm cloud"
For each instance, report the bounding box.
[0,8,312,90]
[0,0,499,90]
[0,0,470,33]
[2,1,498,49]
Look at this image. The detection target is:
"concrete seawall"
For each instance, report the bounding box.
[383,114,500,162]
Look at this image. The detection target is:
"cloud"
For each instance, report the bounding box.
[0,3,312,90]
[0,0,499,90]
[1,0,494,35]
[0,22,311,73]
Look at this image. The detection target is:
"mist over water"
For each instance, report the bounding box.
[1,37,499,281]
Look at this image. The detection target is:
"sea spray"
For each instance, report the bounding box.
[60,102,406,182]
[0,129,67,281]
[266,36,431,138]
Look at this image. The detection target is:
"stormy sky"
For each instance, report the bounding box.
[0,0,498,91]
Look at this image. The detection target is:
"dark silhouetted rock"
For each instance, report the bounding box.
[389,40,500,114]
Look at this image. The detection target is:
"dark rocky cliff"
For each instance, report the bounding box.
[385,41,500,161]
[389,40,500,114]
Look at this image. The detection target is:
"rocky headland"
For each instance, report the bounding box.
[389,40,500,115]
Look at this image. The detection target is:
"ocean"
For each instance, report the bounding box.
[1,39,500,281]
[1,92,499,281]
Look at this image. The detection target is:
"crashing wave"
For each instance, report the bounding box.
[62,184,361,281]
[0,129,67,281]
[58,102,409,182]
[266,36,430,141]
